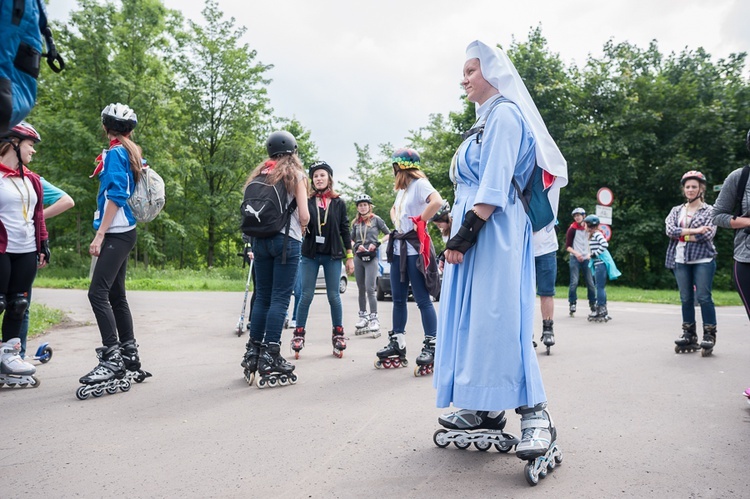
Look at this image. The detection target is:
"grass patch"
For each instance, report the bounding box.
[28,303,65,339]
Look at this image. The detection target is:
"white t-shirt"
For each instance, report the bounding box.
[0,176,38,253]
[533,222,558,257]
[392,177,437,256]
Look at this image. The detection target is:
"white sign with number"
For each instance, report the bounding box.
[596,204,612,225]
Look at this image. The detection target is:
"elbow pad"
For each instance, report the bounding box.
[445,210,486,254]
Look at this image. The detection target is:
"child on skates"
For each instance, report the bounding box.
[584,215,620,322]
[351,193,390,337]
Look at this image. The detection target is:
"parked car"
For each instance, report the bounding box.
[376,243,441,301]
[315,263,348,294]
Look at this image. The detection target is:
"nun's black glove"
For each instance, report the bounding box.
[445,210,486,254]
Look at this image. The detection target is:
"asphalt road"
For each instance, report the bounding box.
[2,287,749,498]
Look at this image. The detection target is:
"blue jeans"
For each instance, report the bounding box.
[390,253,437,337]
[296,254,343,328]
[249,234,301,345]
[593,261,607,306]
[673,260,717,325]
[569,257,595,305]
[291,268,302,321]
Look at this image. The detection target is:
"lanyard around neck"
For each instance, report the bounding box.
[9,177,31,222]
[317,198,331,236]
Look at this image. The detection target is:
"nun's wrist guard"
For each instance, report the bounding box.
[445,210,486,254]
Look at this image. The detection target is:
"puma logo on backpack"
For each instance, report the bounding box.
[240,174,297,238]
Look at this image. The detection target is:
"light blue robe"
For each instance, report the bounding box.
[434,97,547,411]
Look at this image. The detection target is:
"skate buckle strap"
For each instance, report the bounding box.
[520,416,551,430]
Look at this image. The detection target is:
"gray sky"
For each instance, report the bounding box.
[46,0,750,180]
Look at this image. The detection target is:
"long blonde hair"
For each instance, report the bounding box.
[245,153,309,195]
[112,132,143,183]
[394,169,426,191]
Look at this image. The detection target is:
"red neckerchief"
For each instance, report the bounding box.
[260,159,277,175]
[357,213,373,225]
[315,189,331,209]
[90,138,122,178]
[570,221,585,230]
[0,162,30,178]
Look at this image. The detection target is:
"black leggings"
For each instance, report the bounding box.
[88,229,137,347]
[0,251,37,342]
[734,261,750,321]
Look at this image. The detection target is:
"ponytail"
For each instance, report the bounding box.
[115,132,143,183]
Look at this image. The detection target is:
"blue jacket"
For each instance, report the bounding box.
[94,146,136,231]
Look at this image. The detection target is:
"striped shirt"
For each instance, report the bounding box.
[589,231,608,259]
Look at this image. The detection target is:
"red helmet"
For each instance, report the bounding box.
[681,170,706,185]
[2,121,41,143]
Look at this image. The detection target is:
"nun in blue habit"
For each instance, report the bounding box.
[433,40,568,461]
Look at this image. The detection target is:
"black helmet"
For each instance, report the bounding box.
[308,161,333,178]
[355,193,372,205]
[430,201,451,222]
[583,214,600,226]
[101,103,137,134]
[266,130,297,158]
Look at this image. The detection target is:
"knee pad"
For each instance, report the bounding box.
[8,293,29,316]
[0,294,5,314]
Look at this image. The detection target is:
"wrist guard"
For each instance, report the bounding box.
[445,210,486,254]
[41,239,51,264]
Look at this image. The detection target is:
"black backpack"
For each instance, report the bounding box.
[240,174,297,238]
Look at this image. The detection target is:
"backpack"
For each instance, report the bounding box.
[128,163,166,223]
[461,97,556,232]
[240,174,297,238]
[0,0,64,133]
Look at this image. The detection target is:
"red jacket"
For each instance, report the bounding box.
[0,164,48,254]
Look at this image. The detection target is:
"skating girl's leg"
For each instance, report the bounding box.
[404,254,437,337]
[364,257,379,314]
[264,237,300,344]
[88,230,136,346]
[567,258,579,306]
[673,263,697,324]
[390,252,410,333]
[321,255,343,327]
[295,255,320,329]
[693,260,716,326]
[1,252,37,342]
[107,232,137,344]
[249,238,273,344]
[594,262,607,306]
[734,261,750,321]
[354,257,367,312]
[583,261,596,307]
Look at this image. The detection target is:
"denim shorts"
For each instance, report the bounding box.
[535,251,557,297]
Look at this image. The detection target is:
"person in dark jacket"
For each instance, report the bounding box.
[291,161,354,359]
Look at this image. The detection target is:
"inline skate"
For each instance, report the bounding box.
[368,313,381,339]
[587,305,610,323]
[374,331,408,369]
[541,319,555,355]
[241,338,262,385]
[290,327,306,360]
[674,322,699,354]
[354,311,369,335]
[332,326,347,358]
[700,324,717,357]
[568,302,576,317]
[120,339,152,384]
[515,403,563,486]
[414,336,435,377]
[433,409,519,452]
[256,343,297,389]
[77,344,129,400]
[0,338,39,388]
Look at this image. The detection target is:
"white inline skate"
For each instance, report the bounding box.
[515,404,563,486]
[0,338,40,388]
[433,409,519,452]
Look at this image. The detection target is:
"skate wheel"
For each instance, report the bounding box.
[256,378,267,389]
[40,346,53,363]
[392,358,401,368]
[524,462,539,486]
[432,429,450,448]
[701,349,712,357]
[268,377,278,387]
[538,464,548,479]
[546,347,551,356]
[674,345,681,354]
[289,373,298,384]
[554,452,563,465]
[245,372,255,386]
[106,385,119,394]
[474,441,492,451]
[382,359,392,369]
[414,366,421,377]
[279,375,288,386]
[401,358,409,367]
[120,380,131,392]
[76,386,90,400]
[453,440,471,450]
[547,458,556,471]
[494,442,513,453]
[92,388,104,398]
[294,351,300,360]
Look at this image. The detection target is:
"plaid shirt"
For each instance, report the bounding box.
[664,202,717,269]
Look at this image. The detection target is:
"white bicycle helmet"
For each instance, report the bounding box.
[101,103,138,133]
